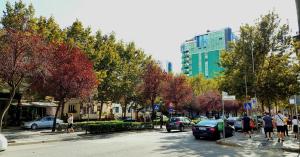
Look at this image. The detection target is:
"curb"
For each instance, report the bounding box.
[216,139,243,147]
[216,139,300,153]
[282,147,300,153]
[8,138,80,146]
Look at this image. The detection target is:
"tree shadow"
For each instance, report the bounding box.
[152,131,292,157]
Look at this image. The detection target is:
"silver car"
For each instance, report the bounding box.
[22,116,63,130]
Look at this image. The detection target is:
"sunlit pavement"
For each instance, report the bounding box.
[0,130,297,157]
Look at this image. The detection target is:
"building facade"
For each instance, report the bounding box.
[181,28,235,78]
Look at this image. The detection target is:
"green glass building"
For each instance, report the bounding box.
[181,28,235,78]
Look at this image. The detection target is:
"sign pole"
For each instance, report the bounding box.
[222,93,225,139]
[295,95,299,139]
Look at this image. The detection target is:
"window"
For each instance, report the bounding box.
[68,104,75,113]
[115,107,119,113]
[128,108,131,113]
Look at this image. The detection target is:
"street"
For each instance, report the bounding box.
[0,130,297,157]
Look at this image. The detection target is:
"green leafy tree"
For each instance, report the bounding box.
[1,1,37,31]
[188,74,219,96]
[220,11,296,112]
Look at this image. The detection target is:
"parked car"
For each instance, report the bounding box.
[234,118,243,131]
[166,117,193,132]
[192,119,234,140]
[227,117,239,126]
[0,134,7,151]
[22,116,64,130]
[118,117,136,122]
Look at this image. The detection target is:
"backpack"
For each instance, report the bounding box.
[250,119,255,128]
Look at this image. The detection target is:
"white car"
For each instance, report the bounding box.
[22,116,64,130]
[0,134,7,151]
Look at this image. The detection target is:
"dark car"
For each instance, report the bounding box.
[119,117,136,122]
[192,119,234,140]
[166,117,193,132]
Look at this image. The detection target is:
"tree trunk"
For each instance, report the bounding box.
[123,101,128,118]
[261,100,265,113]
[52,101,63,132]
[0,87,16,132]
[98,101,104,120]
[60,102,65,119]
[151,99,155,121]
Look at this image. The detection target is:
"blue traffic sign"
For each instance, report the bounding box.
[244,103,252,110]
[168,108,174,113]
[154,104,159,111]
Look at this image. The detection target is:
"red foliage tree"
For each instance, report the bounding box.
[0,30,49,131]
[196,91,222,113]
[32,44,98,131]
[224,100,242,116]
[138,62,165,120]
[160,74,193,113]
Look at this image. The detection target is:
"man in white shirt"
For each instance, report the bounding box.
[274,111,285,143]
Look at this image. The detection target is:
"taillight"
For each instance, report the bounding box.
[209,127,216,132]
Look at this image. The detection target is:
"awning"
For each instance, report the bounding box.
[12,102,58,107]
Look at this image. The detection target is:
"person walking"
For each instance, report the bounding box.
[242,113,251,138]
[67,113,74,133]
[263,112,273,140]
[292,116,299,139]
[274,111,285,143]
[283,114,289,137]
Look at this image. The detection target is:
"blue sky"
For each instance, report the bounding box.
[0,0,298,73]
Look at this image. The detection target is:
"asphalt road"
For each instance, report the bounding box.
[0,130,297,157]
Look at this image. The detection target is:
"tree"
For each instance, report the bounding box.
[115,42,150,118]
[1,1,37,32]
[31,43,98,132]
[160,74,193,113]
[220,11,296,112]
[0,30,49,131]
[188,74,219,96]
[196,91,221,115]
[138,62,165,120]
[93,32,121,120]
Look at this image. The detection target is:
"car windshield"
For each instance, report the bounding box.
[197,120,217,126]
[170,117,180,122]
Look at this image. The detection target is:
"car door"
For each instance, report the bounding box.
[41,117,53,128]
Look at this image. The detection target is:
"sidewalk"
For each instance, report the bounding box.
[2,126,164,146]
[2,128,84,146]
[216,131,300,153]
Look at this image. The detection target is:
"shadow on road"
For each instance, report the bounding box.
[153,131,288,157]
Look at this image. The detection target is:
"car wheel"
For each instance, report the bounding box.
[167,129,171,132]
[194,136,200,140]
[31,124,38,130]
[179,126,184,132]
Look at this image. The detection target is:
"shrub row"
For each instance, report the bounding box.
[87,122,153,134]
[57,121,153,134]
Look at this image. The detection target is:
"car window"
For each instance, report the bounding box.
[46,117,53,121]
[170,117,179,122]
[197,120,218,126]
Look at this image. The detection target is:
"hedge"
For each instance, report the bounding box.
[57,121,153,134]
[87,122,153,134]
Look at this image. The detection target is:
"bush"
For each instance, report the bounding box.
[87,121,153,134]
[57,121,153,134]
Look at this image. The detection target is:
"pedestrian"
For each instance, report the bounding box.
[263,112,273,140]
[242,113,251,138]
[160,114,163,129]
[274,111,285,143]
[67,113,74,133]
[262,112,268,138]
[283,113,289,137]
[292,116,299,139]
[287,115,292,130]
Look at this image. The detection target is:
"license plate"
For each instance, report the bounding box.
[199,127,206,130]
